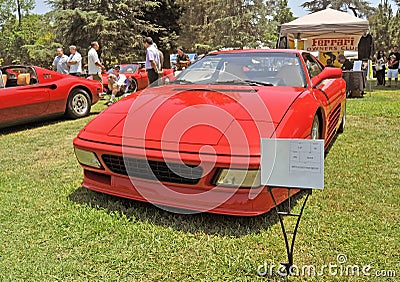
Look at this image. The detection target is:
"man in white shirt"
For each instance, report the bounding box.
[67,45,82,76]
[88,41,104,83]
[144,37,160,85]
[107,65,128,106]
[52,48,69,74]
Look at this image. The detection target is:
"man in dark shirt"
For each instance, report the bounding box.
[337,54,353,71]
[387,46,400,87]
[176,47,190,71]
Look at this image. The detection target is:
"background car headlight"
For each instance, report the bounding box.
[214,169,261,188]
[74,148,102,168]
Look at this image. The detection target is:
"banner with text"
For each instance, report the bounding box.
[304,35,361,52]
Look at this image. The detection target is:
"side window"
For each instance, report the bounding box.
[303,53,323,78]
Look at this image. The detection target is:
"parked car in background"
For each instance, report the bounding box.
[74,49,346,216]
[0,65,102,129]
[99,63,175,94]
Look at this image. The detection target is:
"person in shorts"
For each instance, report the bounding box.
[387,46,400,87]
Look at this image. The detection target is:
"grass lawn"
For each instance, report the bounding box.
[0,88,399,281]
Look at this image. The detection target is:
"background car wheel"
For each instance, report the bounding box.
[66,88,91,119]
[338,104,346,134]
[311,114,321,140]
[128,79,138,92]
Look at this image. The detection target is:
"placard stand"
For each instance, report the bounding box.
[268,187,312,274]
[260,138,325,276]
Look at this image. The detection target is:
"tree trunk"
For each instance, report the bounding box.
[16,0,22,26]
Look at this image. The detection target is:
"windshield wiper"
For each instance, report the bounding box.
[171,79,194,84]
[243,80,274,86]
[213,80,273,86]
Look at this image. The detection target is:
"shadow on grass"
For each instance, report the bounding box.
[0,111,101,135]
[69,186,309,238]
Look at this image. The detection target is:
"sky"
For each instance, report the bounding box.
[33,0,394,17]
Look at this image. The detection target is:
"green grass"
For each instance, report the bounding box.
[0,89,399,281]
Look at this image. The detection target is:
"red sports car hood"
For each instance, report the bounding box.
[81,85,304,152]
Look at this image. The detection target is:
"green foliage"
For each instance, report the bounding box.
[369,0,393,53]
[176,0,284,53]
[270,0,295,43]
[45,0,182,66]
[301,0,374,18]
[0,14,55,65]
[0,0,396,68]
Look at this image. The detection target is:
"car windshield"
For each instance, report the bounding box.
[107,65,138,74]
[173,52,307,87]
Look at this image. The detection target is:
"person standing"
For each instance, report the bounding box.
[337,54,353,71]
[88,41,104,83]
[52,48,69,74]
[387,46,400,87]
[67,45,82,76]
[144,37,160,85]
[375,50,386,86]
[176,47,190,70]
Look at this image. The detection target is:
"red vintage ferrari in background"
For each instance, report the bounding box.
[74,49,346,216]
[0,65,102,129]
[100,63,175,93]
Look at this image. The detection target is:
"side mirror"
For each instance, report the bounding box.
[312,67,342,87]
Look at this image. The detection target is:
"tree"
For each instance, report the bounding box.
[45,0,182,66]
[270,0,295,42]
[176,0,280,53]
[0,1,51,65]
[301,0,374,18]
[139,0,182,68]
[369,0,393,52]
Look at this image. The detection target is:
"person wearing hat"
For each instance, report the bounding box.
[176,47,190,71]
[106,65,127,106]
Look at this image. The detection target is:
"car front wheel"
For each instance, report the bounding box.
[128,79,138,92]
[311,115,321,140]
[66,89,91,119]
[338,104,346,134]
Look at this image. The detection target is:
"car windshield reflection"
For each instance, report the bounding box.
[173,52,307,87]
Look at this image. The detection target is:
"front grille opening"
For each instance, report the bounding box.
[102,154,203,185]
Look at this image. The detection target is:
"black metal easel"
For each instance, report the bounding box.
[268,187,312,275]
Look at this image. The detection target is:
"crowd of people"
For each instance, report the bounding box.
[374,45,400,88]
[332,46,400,88]
[50,37,193,106]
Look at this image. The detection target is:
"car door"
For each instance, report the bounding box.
[0,67,50,125]
[303,53,343,110]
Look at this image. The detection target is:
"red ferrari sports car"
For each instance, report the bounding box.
[74,49,346,216]
[0,65,102,129]
[101,63,175,93]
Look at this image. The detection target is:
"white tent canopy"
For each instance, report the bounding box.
[280,8,369,38]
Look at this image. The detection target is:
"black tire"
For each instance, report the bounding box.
[311,114,321,140]
[337,104,346,134]
[128,78,138,93]
[66,88,91,119]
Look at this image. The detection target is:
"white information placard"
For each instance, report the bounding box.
[261,138,324,189]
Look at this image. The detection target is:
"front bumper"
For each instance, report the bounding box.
[74,137,296,216]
